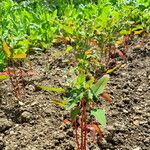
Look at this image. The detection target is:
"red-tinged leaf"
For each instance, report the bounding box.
[87,125,96,141]
[6,70,16,75]
[13,54,26,59]
[116,49,126,59]
[101,92,112,103]
[91,124,103,140]
[87,124,103,141]
[68,60,76,66]
[0,70,17,76]
[64,119,71,123]
[0,72,8,76]
[1,69,37,77]
[26,70,38,76]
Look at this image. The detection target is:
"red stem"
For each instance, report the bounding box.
[14,69,20,98]
[80,99,87,150]
[81,105,84,150]
[83,105,87,150]
[75,120,80,150]
[19,65,26,96]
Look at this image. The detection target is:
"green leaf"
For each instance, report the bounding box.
[91,108,106,128]
[91,74,109,96]
[74,74,86,88]
[0,75,9,80]
[51,100,68,107]
[70,107,80,119]
[63,25,73,34]
[84,78,94,89]
[38,86,65,92]
[120,30,131,35]
[66,93,84,110]
[65,45,73,53]
[87,90,93,100]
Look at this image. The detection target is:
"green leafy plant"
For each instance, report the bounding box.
[59,74,111,149]
[39,73,111,149]
[0,41,33,98]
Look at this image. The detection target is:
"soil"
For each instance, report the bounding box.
[0,36,150,150]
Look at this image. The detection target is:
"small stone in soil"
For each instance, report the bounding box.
[133,147,141,150]
[0,118,13,132]
[20,111,32,123]
[0,139,5,149]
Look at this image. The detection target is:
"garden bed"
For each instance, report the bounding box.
[0,36,150,150]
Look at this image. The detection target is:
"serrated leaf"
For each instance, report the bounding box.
[70,107,80,119]
[91,74,109,96]
[38,86,65,92]
[91,108,106,128]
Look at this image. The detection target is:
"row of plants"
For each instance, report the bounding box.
[0,0,150,71]
[0,0,150,149]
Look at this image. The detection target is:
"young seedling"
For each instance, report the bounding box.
[38,73,111,149]
[62,74,111,150]
[0,41,34,98]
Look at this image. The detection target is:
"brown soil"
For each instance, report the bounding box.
[0,36,150,150]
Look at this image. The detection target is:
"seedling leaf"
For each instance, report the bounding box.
[51,100,68,107]
[3,42,11,57]
[91,124,103,140]
[74,74,86,88]
[38,86,65,92]
[84,78,94,89]
[66,93,84,110]
[70,107,80,119]
[91,74,109,96]
[91,108,106,128]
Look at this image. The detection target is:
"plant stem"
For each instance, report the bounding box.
[83,104,87,150]
[75,120,80,150]
[80,99,87,150]
[81,104,84,150]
